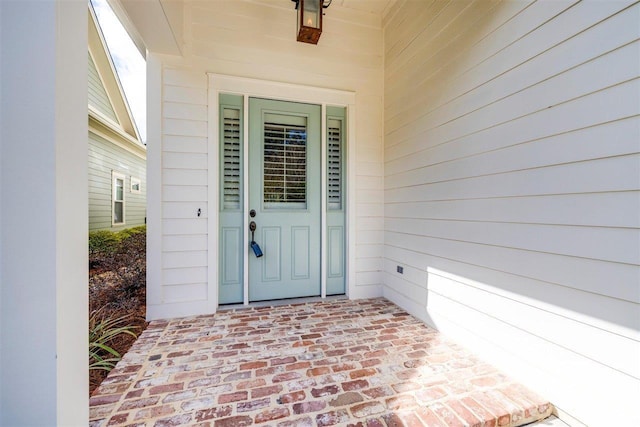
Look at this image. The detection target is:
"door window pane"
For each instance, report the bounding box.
[263,114,307,209]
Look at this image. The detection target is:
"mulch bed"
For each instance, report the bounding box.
[89,271,147,394]
[88,230,148,395]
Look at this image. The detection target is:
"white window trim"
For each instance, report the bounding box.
[112,171,126,226]
[130,176,141,194]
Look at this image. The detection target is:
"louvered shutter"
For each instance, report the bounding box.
[222,108,241,210]
[327,118,342,210]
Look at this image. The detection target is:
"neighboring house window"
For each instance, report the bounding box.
[131,177,141,194]
[112,171,125,225]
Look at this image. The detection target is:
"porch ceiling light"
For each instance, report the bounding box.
[292,0,331,45]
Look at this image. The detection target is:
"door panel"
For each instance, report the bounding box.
[325,106,346,296]
[218,94,244,304]
[261,226,281,282]
[248,98,321,301]
[292,226,310,280]
[221,227,241,284]
[328,226,344,278]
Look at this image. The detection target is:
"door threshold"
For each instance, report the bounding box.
[218,294,347,311]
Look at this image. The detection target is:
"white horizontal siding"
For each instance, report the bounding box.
[162,169,207,186]
[163,283,207,303]
[385,230,639,302]
[430,269,638,377]
[383,1,640,427]
[162,202,207,219]
[163,152,208,169]
[162,235,207,252]
[153,66,210,311]
[163,135,207,154]
[385,117,639,186]
[189,2,383,78]
[386,80,639,170]
[162,250,207,269]
[162,218,207,235]
[163,267,207,286]
[148,0,385,316]
[162,185,207,202]
[351,93,384,292]
[384,244,639,341]
[163,102,207,121]
[385,218,639,265]
[384,191,640,228]
[163,85,207,105]
[386,154,639,202]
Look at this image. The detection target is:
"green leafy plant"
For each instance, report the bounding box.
[89,309,139,371]
[116,225,146,240]
[89,230,120,255]
[89,230,120,271]
[89,225,146,275]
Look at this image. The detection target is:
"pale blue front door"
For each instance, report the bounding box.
[248,98,321,301]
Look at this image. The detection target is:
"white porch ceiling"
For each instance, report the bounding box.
[338,0,396,16]
[110,0,396,57]
[109,0,184,57]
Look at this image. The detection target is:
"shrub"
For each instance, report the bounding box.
[112,230,146,298]
[89,226,147,307]
[117,225,146,240]
[89,231,117,271]
[89,230,119,251]
[89,309,139,372]
[89,226,146,272]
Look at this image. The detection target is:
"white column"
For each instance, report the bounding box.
[0,1,88,424]
[146,53,163,314]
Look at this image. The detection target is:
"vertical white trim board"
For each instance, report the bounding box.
[321,103,328,299]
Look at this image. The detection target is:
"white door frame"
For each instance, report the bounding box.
[208,74,356,309]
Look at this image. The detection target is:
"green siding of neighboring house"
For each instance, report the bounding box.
[88,53,118,123]
[89,131,145,231]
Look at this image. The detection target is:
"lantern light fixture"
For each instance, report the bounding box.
[292,0,332,45]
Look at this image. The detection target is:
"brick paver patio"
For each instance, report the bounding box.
[90,298,553,426]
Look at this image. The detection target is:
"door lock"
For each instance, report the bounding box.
[249,221,263,258]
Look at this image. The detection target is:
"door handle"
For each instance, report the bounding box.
[249,221,263,258]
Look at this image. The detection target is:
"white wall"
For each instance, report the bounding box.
[383,1,640,426]
[0,1,88,424]
[147,0,385,318]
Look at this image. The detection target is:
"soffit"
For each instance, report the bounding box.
[110,0,396,55]
[339,0,396,17]
[109,0,183,56]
